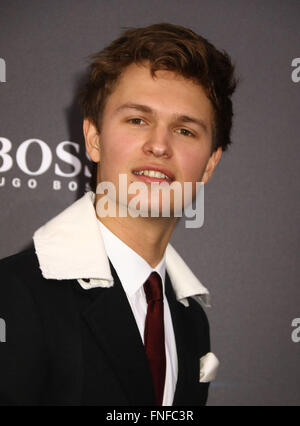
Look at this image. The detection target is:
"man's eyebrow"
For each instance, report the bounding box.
[115,102,153,114]
[175,114,208,133]
[115,102,208,133]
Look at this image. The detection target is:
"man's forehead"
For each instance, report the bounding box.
[108,63,211,107]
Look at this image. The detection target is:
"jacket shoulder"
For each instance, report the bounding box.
[183,296,211,355]
[189,297,210,330]
[0,246,45,299]
[0,246,72,294]
[0,246,41,275]
[0,245,76,322]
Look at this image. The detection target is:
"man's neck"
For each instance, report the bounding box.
[96,211,178,268]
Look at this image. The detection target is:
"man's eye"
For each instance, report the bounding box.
[176,128,194,137]
[128,118,145,125]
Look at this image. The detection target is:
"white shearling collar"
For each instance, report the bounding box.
[33,191,210,308]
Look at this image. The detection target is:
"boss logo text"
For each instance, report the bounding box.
[0,137,92,191]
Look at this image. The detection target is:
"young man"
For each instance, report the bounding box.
[0,23,236,405]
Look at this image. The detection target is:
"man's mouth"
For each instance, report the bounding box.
[133,170,171,180]
[132,166,174,183]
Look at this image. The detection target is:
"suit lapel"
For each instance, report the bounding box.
[165,272,209,405]
[81,260,155,405]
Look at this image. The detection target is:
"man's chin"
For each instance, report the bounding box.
[122,198,184,219]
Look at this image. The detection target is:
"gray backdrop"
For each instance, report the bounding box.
[0,0,299,406]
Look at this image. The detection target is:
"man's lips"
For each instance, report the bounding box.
[132,173,171,184]
[131,165,175,182]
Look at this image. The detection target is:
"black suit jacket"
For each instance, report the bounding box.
[0,246,210,405]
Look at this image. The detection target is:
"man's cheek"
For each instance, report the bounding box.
[110,135,134,156]
[182,163,204,183]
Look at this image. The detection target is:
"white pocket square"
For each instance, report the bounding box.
[199,352,220,383]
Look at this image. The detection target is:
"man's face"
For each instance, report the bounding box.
[85,62,221,216]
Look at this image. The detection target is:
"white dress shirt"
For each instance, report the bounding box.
[98,219,178,406]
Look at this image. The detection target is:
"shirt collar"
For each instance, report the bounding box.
[98,219,166,297]
[33,191,210,308]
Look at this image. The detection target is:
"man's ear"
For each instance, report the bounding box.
[201,146,222,184]
[83,118,101,162]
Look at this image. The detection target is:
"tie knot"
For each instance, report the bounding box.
[143,272,163,303]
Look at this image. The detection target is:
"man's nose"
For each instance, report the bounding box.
[142,125,172,158]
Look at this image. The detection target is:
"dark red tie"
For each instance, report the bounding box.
[143,272,166,406]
